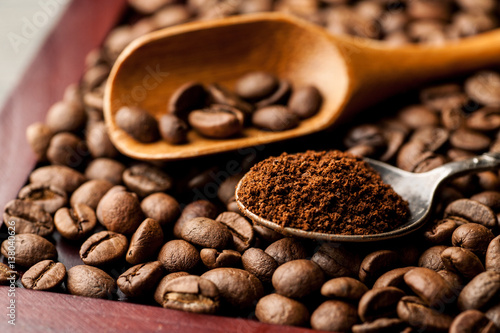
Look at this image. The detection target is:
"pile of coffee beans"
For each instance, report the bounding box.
[116,73,323,144]
[3,1,500,332]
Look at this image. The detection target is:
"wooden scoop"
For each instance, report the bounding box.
[104,12,500,161]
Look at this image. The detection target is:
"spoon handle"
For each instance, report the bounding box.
[429,152,500,184]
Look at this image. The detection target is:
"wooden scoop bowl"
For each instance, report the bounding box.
[104,12,500,161]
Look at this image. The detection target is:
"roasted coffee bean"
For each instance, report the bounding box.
[241,247,278,283]
[252,223,283,244]
[117,261,164,297]
[344,124,386,150]
[311,300,358,332]
[86,121,118,159]
[188,104,244,138]
[465,71,500,106]
[450,309,498,333]
[255,80,292,109]
[159,114,188,144]
[201,268,263,309]
[442,107,465,130]
[466,107,500,132]
[200,249,241,269]
[127,218,164,265]
[46,132,85,167]
[397,141,435,172]
[158,275,220,314]
[359,250,400,285]
[410,126,449,152]
[288,86,322,119]
[255,293,309,326]
[45,100,86,133]
[30,165,86,193]
[397,296,453,332]
[235,71,278,101]
[311,243,360,278]
[158,239,200,272]
[18,183,66,215]
[321,277,369,301]
[407,0,451,21]
[404,267,455,308]
[441,247,485,280]
[452,223,495,256]
[123,164,173,197]
[96,185,126,222]
[424,218,458,244]
[450,128,491,152]
[3,199,54,236]
[115,106,160,143]
[180,217,232,250]
[358,287,405,322]
[471,191,500,212]
[85,158,125,185]
[208,83,254,116]
[412,152,447,173]
[420,83,467,111]
[486,235,500,272]
[398,105,440,129]
[80,231,128,266]
[66,265,115,299]
[477,171,500,191]
[154,272,190,305]
[21,260,66,290]
[70,179,113,210]
[265,237,308,266]
[98,189,144,234]
[217,174,242,204]
[486,303,500,329]
[1,234,57,267]
[0,262,16,285]
[352,318,406,333]
[54,203,96,240]
[418,245,448,271]
[173,200,218,238]
[168,81,207,120]
[252,105,299,131]
[272,259,324,299]
[437,270,464,295]
[141,192,180,227]
[458,271,500,311]
[26,122,53,161]
[445,199,497,229]
[373,267,415,290]
[216,212,254,252]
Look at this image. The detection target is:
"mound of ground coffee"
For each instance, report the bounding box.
[238,150,409,235]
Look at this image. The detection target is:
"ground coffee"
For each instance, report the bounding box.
[238,150,409,235]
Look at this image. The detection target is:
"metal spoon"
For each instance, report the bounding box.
[235,153,500,242]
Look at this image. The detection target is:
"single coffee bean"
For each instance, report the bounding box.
[396,141,433,172]
[452,223,495,256]
[234,71,278,101]
[117,261,164,297]
[272,259,324,298]
[466,107,500,132]
[441,247,485,280]
[123,163,173,197]
[154,271,190,305]
[410,126,449,152]
[159,275,220,314]
[18,183,67,214]
[311,300,358,332]
[200,248,241,269]
[352,318,406,333]
[86,121,118,158]
[0,262,17,285]
[217,174,242,204]
[80,231,128,266]
[180,217,232,250]
[241,247,278,283]
[358,287,406,322]
[140,192,180,227]
[159,114,188,144]
[477,171,500,191]
[458,271,500,311]
[397,296,453,332]
[255,293,309,327]
[95,185,126,222]
[26,122,53,161]
[471,191,500,212]
[158,239,200,272]
[359,250,400,285]
[288,85,322,119]
[98,190,144,234]
[85,158,125,185]
[3,199,54,236]
[208,83,254,116]
[252,105,299,131]
[418,245,448,271]
[255,79,292,109]
[344,124,386,150]
[321,277,369,301]
[45,100,86,133]
[46,132,85,167]
[373,267,415,290]
[486,303,500,330]
[66,265,116,299]
[21,260,66,290]
[423,218,458,244]
[449,309,498,333]
[173,200,218,238]
[115,106,160,143]
[404,267,455,309]
[168,81,207,120]
[252,223,283,244]
[126,218,164,265]
[450,128,491,152]
[442,107,466,130]
[70,179,113,210]
[464,71,500,106]
[188,104,244,138]
[486,235,500,272]
[187,166,220,190]
[1,234,57,267]
[30,165,86,193]
[311,243,360,278]
[56,202,96,238]
[398,105,440,129]
[216,212,254,252]
[201,268,263,310]
[265,237,308,266]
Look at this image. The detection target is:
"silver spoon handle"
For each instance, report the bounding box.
[429,152,500,183]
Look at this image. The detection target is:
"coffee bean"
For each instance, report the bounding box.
[98,189,144,234]
[168,81,207,120]
[241,247,278,283]
[397,296,453,332]
[458,271,500,311]
[201,268,263,309]
[127,218,164,265]
[159,114,188,144]
[265,237,308,266]
[466,107,500,132]
[359,250,400,285]
[404,267,455,308]
[445,199,497,229]
[321,277,369,301]
[423,218,458,244]
[173,200,218,238]
[358,287,405,322]
[441,247,485,280]
[70,179,113,210]
[272,259,324,299]
[397,141,435,172]
[158,239,200,272]
[46,100,86,133]
[410,126,449,152]
[208,83,254,116]
[311,300,358,331]
[216,212,254,252]
[288,86,322,119]
[188,104,244,138]
[486,303,500,330]
[117,261,164,297]
[373,267,415,290]
[465,71,500,106]
[1,234,57,267]
[66,265,116,299]
[85,158,125,185]
[486,236,500,273]
[54,203,97,240]
[442,107,466,131]
[471,191,500,212]
[477,171,500,191]
[420,83,467,111]
[217,174,242,205]
[141,192,180,227]
[154,271,190,305]
[96,185,126,222]
[398,105,440,129]
[438,270,464,295]
[255,293,309,326]
[21,260,66,290]
[418,245,448,271]
[26,122,53,161]
[123,164,173,197]
[3,199,54,236]
[46,132,86,167]
[19,183,67,215]
[450,128,491,152]
[115,106,160,143]
[452,223,495,256]
[352,318,406,333]
[200,248,241,269]
[235,71,278,101]
[180,217,232,250]
[255,80,292,109]
[80,230,128,266]
[252,223,283,244]
[344,124,386,150]
[252,105,299,131]
[30,165,86,193]
[85,121,118,158]
[450,309,498,333]
[0,262,17,285]
[311,243,360,279]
